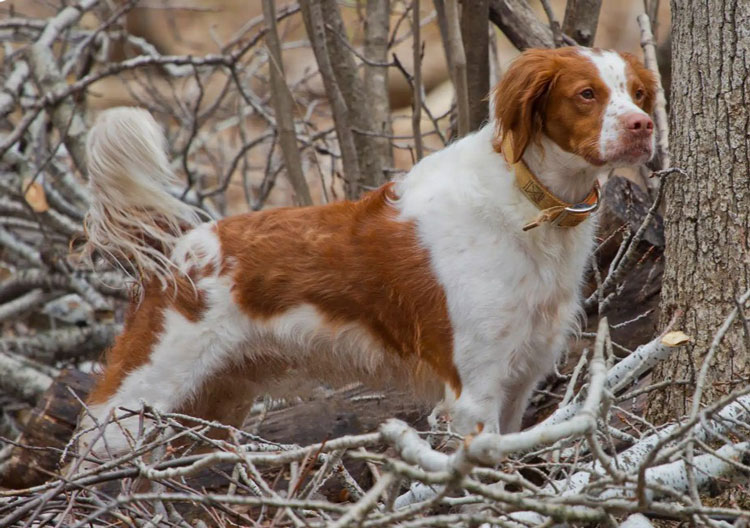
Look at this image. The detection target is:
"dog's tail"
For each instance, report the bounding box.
[78,107,203,288]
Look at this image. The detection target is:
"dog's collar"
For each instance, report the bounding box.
[501,136,600,232]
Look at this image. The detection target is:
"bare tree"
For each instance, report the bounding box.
[436,0,470,137]
[262,0,313,206]
[460,0,490,131]
[364,0,394,170]
[300,0,364,198]
[647,0,750,422]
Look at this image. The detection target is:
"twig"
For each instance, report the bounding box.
[539,0,563,47]
[637,14,671,196]
[442,0,470,137]
[411,0,424,160]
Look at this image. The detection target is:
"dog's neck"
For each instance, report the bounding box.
[522,135,604,204]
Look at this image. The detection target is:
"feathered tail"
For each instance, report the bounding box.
[77,107,203,289]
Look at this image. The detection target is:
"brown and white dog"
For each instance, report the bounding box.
[77,47,655,462]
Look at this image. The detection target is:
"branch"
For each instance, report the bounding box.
[539,328,687,428]
[638,14,671,180]
[0,289,49,324]
[0,351,56,404]
[411,0,424,160]
[364,0,394,170]
[330,473,396,528]
[442,0,470,137]
[262,0,313,206]
[0,60,30,118]
[0,324,121,362]
[299,0,363,199]
[26,0,100,175]
[488,0,554,50]
[539,0,563,47]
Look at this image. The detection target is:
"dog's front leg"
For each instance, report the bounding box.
[449,336,508,436]
[499,372,541,434]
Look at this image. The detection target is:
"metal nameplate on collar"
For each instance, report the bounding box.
[550,186,601,227]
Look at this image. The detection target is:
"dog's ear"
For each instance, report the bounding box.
[492,50,560,163]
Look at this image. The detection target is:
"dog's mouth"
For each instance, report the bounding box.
[604,139,654,166]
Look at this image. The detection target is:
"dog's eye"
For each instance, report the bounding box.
[580,88,595,100]
[635,88,645,100]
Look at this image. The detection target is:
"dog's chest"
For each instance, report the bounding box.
[419,216,593,349]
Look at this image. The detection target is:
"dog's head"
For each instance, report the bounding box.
[492,46,657,167]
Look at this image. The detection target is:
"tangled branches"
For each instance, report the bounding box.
[2,310,750,527]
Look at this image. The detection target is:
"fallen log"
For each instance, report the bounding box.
[1,368,93,489]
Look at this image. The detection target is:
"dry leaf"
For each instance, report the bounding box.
[661,330,691,347]
[24,180,49,213]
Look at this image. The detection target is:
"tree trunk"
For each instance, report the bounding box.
[647,0,750,423]
[320,0,386,194]
[460,0,489,131]
[364,0,394,172]
[562,0,602,46]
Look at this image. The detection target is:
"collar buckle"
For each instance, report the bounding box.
[550,185,601,226]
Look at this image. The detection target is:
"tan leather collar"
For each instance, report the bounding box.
[501,136,600,231]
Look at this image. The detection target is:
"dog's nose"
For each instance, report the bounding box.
[623,113,654,135]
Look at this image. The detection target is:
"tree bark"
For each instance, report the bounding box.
[299,1,363,199]
[262,0,313,206]
[488,0,554,50]
[460,0,489,131]
[320,0,386,193]
[364,0,394,171]
[562,0,602,46]
[647,0,750,422]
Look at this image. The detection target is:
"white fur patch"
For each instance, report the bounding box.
[171,222,221,275]
[396,124,597,434]
[82,107,205,290]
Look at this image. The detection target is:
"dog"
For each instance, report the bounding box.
[76,46,655,462]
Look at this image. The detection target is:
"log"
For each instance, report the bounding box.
[175,385,430,523]
[188,385,429,498]
[1,369,93,489]
[1,371,429,493]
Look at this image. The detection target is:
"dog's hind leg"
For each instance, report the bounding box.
[77,279,258,468]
